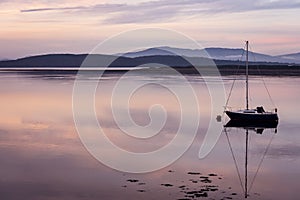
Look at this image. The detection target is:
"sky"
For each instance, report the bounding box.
[1,0,300,59]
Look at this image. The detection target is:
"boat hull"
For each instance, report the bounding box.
[224,119,278,129]
[225,110,278,122]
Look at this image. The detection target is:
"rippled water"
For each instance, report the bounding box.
[0,70,299,200]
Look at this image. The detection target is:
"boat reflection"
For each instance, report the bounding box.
[223,120,278,198]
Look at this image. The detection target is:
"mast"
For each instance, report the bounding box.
[245,129,249,198]
[246,41,249,110]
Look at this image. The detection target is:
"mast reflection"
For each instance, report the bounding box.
[224,120,278,198]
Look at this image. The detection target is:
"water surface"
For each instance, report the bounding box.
[0,70,299,200]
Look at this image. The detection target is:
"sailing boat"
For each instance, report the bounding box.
[225,41,279,122]
[224,121,278,198]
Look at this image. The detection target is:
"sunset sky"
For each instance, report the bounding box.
[1,0,300,59]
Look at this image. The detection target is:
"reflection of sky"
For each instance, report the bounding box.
[0,73,300,199]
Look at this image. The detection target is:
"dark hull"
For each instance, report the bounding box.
[225,111,278,122]
[224,119,278,129]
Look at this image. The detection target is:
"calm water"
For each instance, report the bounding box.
[0,70,299,200]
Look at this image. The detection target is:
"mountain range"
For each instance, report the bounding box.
[119,46,300,64]
[0,46,299,68]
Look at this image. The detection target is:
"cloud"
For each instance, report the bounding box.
[20,6,85,13]
[20,3,127,13]
[18,0,300,24]
[205,0,300,13]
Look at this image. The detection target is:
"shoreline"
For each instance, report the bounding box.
[1,65,300,76]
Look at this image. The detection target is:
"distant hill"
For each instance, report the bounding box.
[0,53,295,69]
[119,46,300,64]
[277,52,300,63]
[0,54,89,67]
[0,54,212,68]
[1,46,300,69]
[1,53,300,76]
[2,46,299,68]
[120,48,176,57]
[0,54,134,68]
[0,57,9,61]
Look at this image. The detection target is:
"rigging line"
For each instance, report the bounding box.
[248,44,276,108]
[257,66,276,108]
[223,43,247,114]
[225,129,245,194]
[248,132,276,193]
[223,72,238,113]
